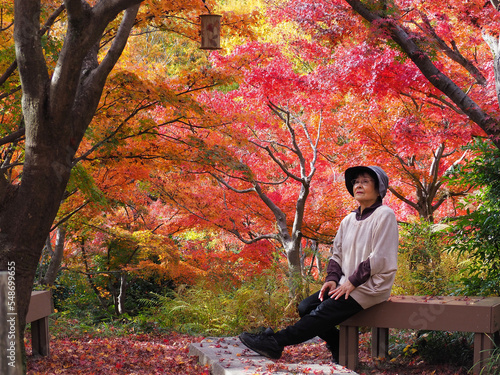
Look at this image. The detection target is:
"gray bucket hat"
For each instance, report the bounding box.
[345,166,389,199]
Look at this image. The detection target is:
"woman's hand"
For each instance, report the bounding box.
[319,281,337,301]
[329,280,355,300]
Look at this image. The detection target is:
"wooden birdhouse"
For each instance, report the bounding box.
[200,14,222,50]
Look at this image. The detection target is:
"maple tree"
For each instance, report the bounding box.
[27,0,263,318]
[29,7,259,315]
[335,0,500,148]
[0,0,260,364]
[142,38,359,296]
[330,95,474,223]
[269,0,488,222]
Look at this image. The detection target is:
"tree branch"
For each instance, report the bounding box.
[0,128,25,147]
[345,0,500,148]
[92,4,141,85]
[417,11,487,85]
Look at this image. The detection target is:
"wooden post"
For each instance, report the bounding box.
[339,325,359,369]
[26,290,52,357]
[371,327,389,359]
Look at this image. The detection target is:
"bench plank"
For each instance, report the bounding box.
[341,296,500,332]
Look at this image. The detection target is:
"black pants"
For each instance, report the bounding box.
[273,290,363,350]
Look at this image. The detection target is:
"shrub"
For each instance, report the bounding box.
[147,268,304,336]
[393,220,462,296]
[445,138,500,296]
[414,331,473,367]
[386,330,473,370]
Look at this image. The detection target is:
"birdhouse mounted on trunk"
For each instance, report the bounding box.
[200,14,222,50]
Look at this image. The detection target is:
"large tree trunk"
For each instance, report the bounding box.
[0,2,141,372]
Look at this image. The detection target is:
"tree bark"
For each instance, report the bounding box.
[483,33,500,107]
[117,272,128,316]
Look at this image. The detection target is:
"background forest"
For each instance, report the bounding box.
[2,0,500,374]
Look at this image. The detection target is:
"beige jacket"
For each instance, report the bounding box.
[330,205,399,309]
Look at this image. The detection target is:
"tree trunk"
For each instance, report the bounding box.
[117,272,128,316]
[483,33,500,107]
[40,226,66,287]
[0,4,141,371]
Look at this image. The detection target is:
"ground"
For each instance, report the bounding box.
[26,332,469,375]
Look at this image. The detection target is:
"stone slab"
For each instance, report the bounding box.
[189,336,358,375]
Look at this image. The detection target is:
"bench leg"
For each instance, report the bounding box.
[472,333,495,375]
[31,317,49,356]
[371,327,389,359]
[339,325,359,370]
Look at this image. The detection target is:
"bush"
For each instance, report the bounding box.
[386,329,473,370]
[147,268,304,336]
[393,220,462,296]
[446,138,500,296]
[414,331,473,367]
[52,271,106,322]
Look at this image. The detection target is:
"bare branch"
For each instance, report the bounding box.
[0,128,25,147]
[50,202,89,231]
[210,173,255,194]
[388,186,419,211]
[73,99,157,164]
[92,4,141,84]
[0,63,18,88]
[250,140,303,183]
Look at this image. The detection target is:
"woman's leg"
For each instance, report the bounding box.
[273,296,362,347]
[239,294,362,361]
[297,291,322,317]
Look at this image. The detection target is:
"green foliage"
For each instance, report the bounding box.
[446,138,500,296]
[479,343,500,375]
[386,330,472,370]
[52,271,107,322]
[413,331,473,367]
[49,312,170,339]
[146,270,298,336]
[393,220,461,296]
[67,164,109,209]
[53,268,175,324]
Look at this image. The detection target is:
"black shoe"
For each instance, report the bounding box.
[239,328,284,359]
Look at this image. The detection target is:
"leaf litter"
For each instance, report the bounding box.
[26,332,469,374]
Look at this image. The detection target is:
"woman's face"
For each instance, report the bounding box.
[352,172,379,208]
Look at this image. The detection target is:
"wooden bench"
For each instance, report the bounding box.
[339,296,500,375]
[26,290,53,356]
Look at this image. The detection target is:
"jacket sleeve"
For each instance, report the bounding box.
[348,258,371,287]
[325,258,343,283]
[367,209,399,278]
[326,217,347,283]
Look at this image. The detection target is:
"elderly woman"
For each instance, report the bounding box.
[239,166,399,362]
